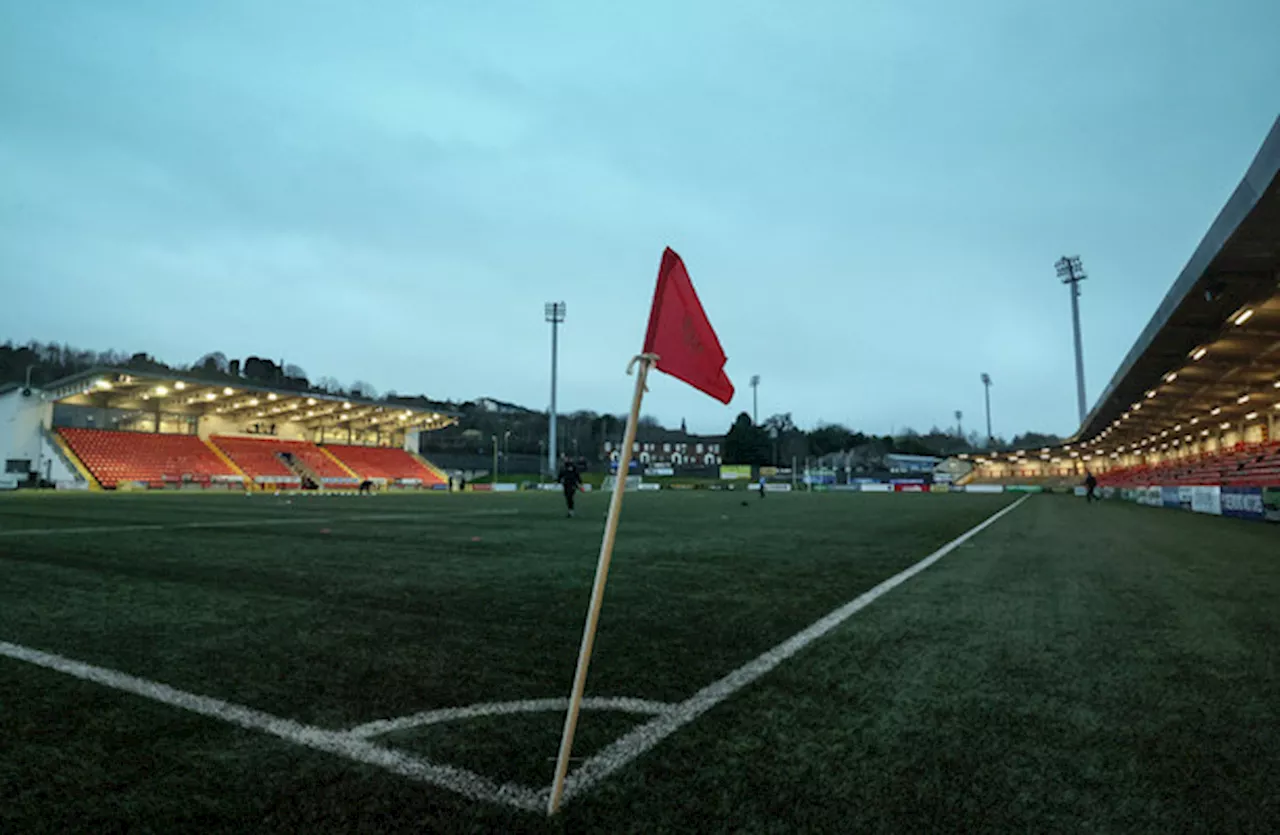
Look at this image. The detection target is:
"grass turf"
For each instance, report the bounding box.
[1,490,1278,832]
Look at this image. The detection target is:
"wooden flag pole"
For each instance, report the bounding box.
[547,353,655,815]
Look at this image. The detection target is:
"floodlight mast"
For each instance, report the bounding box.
[1055,255,1088,425]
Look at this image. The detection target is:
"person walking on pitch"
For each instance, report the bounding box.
[1084,470,1098,503]
[558,455,583,517]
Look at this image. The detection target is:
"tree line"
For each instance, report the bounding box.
[1,339,1061,460]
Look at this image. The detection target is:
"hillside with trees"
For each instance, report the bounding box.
[1,339,1060,463]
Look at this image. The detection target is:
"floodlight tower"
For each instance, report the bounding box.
[1055,256,1088,425]
[545,301,566,474]
[981,373,993,446]
[955,410,963,440]
[750,375,761,424]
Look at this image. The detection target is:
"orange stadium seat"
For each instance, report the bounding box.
[324,444,445,485]
[59,427,237,489]
[209,435,357,487]
[1098,441,1280,488]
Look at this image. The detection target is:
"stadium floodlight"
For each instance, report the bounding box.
[1220,422,1231,430]
[1246,411,1259,421]
[545,301,567,474]
[980,373,993,445]
[223,387,235,395]
[1054,256,1089,425]
[154,386,168,396]
[1237,394,1251,404]
[750,375,761,424]
[1165,372,1178,383]
[1191,347,1208,361]
[267,393,277,401]
[174,381,186,390]
[1234,308,1255,326]
[1190,416,1199,425]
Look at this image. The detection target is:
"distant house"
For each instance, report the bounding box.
[601,428,725,468]
[473,397,537,415]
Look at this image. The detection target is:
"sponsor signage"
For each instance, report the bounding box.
[1190,485,1222,515]
[965,484,1004,494]
[1221,486,1265,521]
[720,465,752,480]
[894,483,928,493]
[1264,488,1280,523]
[609,459,641,474]
[931,484,951,494]
[637,483,662,491]
[861,483,892,493]
[1074,486,1088,497]
[646,464,674,477]
[765,483,793,492]
[1007,485,1044,494]
[492,483,518,493]
[1177,486,1194,511]
[1161,486,1181,509]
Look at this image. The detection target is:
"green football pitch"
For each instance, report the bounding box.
[1,490,1278,832]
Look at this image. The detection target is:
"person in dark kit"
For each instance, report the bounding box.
[359,479,374,495]
[758,474,767,499]
[558,455,583,517]
[1084,470,1098,503]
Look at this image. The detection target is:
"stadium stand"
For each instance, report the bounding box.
[1098,442,1280,488]
[59,427,237,488]
[209,435,303,486]
[325,444,445,485]
[208,436,357,486]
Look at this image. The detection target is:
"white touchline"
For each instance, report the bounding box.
[0,509,520,538]
[558,494,1029,803]
[0,640,544,813]
[349,697,675,739]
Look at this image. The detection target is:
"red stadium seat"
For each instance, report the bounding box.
[324,445,445,485]
[59,427,237,489]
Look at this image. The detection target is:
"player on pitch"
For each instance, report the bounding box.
[558,455,583,517]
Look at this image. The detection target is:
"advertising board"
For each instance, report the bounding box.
[765,483,793,492]
[637,483,662,491]
[931,484,951,493]
[894,483,928,493]
[1161,486,1180,509]
[492,483,518,493]
[861,483,892,493]
[1190,485,1222,515]
[719,465,751,480]
[646,464,674,477]
[1265,487,1280,523]
[965,484,1004,494]
[1177,486,1194,511]
[1074,486,1087,497]
[1221,486,1265,521]
[1006,485,1044,494]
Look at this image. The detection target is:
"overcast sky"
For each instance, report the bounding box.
[2,1,1278,437]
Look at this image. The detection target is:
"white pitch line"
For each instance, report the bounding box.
[0,640,543,812]
[349,696,675,739]
[0,509,520,538]
[559,494,1030,803]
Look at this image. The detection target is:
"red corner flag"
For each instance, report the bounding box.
[642,248,734,404]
